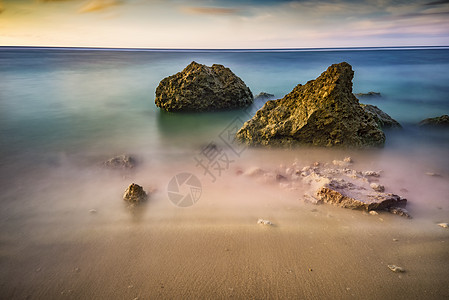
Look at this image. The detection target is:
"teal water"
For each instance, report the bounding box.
[1,47,449,203]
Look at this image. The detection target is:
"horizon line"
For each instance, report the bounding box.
[1,45,449,52]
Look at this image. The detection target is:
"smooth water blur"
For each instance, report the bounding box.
[0,47,449,219]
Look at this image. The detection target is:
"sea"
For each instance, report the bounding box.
[1,46,449,236]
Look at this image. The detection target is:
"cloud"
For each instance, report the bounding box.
[79,0,120,13]
[425,0,449,5]
[180,6,240,15]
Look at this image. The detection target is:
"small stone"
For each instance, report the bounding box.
[369,211,379,215]
[388,265,405,273]
[257,219,272,226]
[438,223,448,228]
[313,162,320,167]
[393,238,399,242]
[308,268,313,272]
[370,183,385,192]
[389,207,412,218]
[74,267,80,273]
[123,183,148,204]
[89,209,97,214]
[343,157,353,163]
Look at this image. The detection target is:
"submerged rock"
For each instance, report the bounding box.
[254,92,275,100]
[355,91,381,97]
[419,115,449,127]
[123,183,148,204]
[236,62,385,147]
[361,104,401,129]
[104,155,136,169]
[155,61,253,112]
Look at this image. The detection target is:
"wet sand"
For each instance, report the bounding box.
[1,147,449,299]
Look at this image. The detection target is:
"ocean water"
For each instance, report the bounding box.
[0,47,448,231]
[1,47,449,298]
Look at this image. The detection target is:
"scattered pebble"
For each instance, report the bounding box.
[343,157,353,163]
[393,238,399,242]
[388,265,405,273]
[438,223,448,228]
[74,267,80,273]
[400,188,409,193]
[257,219,273,226]
[369,210,379,215]
[308,268,313,272]
[89,209,97,214]
[425,172,442,177]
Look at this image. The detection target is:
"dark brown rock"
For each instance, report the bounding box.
[236,62,385,147]
[123,183,148,204]
[355,91,381,97]
[419,115,449,127]
[155,61,253,112]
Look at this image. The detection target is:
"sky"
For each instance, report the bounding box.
[0,0,448,48]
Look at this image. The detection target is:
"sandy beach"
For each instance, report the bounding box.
[1,147,448,299]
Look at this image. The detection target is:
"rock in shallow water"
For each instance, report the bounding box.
[123,183,148,204]
[419,115,449,127]
[361,104,401,129]
[236,62,386,147]
[104,155,136,169]
[155,61,253,112]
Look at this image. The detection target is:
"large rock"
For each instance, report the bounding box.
[155,61,253,112]
[419,115,449,127]
[236,62,386,147]
[361,104,401,129]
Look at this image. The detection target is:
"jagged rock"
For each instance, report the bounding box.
[123,183,148,204]
[361,104,401,129]
[155,61,253,112]
[419,115,449,127]
[254,92,275,100]
[316,182,406,211]
[355,91,381,97]
[104,155,136,169]
[236,62,386,147]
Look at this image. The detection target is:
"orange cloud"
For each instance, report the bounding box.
[79,0,120,13]
[180,6,239,15]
